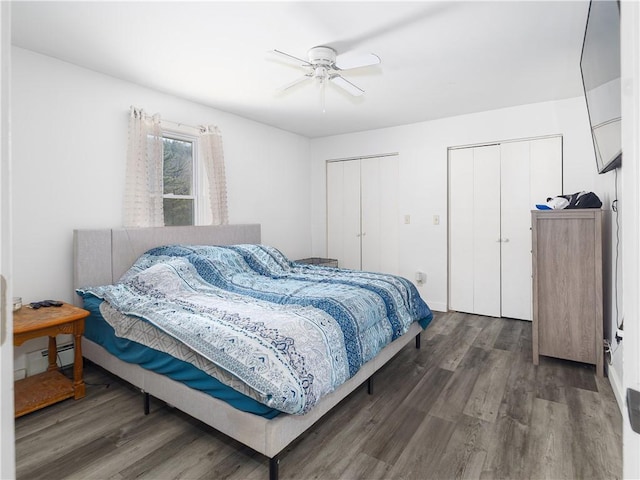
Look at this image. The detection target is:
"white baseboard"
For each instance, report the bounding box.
[427,301,447,313]
[26,342,74,376]
[608,362,625,415]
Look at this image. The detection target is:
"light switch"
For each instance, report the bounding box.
[433,215,440,225]
[404,215,411,224]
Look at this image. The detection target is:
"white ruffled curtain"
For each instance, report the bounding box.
[123,106,229,227]
[123,107,164,227]
[199,125,229,225]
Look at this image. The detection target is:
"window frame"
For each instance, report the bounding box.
[161,128,204,226]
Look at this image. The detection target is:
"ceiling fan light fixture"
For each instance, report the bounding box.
[307,46,337,66]
[314,66,328,81]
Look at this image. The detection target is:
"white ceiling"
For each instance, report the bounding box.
[11,1,590,138]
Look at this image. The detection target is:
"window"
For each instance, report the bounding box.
[162,133,197,226]
[125,106,227,228]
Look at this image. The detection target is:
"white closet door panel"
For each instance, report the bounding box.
[530,136,563,204]
[361,158,381,272]
[326,161,346,266]
[327,160,361,270]
[472,145,501,317]
[500,136,562,321]
[500,141,533,320]
[361,156,399,274]
[449,148,475,313]
[342,160,362,270]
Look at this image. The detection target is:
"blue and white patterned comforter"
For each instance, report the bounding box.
[80,244,432,415]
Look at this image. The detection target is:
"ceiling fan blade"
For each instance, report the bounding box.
[334,52,381,70]
[330,75,365,97]
[271,49,311,67]
[327,3,456,53]
[277,74,313,92]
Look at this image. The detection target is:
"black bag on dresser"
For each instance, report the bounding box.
[560,191,602,209]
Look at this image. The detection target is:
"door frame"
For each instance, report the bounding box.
[0,2,15,477]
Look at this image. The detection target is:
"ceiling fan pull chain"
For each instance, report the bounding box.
[320,77,327,113]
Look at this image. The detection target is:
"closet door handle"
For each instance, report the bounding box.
[503,238,510,243]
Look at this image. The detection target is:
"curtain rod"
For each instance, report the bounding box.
[130,106,219,133]
[162,119,222,136]
[160,118,202,132]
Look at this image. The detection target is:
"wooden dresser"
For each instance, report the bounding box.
[531,209,603,376]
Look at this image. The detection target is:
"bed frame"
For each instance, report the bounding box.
[73,224,422,480]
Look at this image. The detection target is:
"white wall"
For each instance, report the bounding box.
[11,47,311,366]
[310,98,620,376]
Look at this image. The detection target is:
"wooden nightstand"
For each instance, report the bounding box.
[13,303,89,417]
[295,257,339,268]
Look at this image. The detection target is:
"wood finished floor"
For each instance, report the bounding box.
[15,312,622,480]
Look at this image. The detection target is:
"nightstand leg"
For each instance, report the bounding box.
[47,336,58,371]
[73,332,85,399]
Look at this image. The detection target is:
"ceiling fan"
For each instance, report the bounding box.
[272,46,380,108]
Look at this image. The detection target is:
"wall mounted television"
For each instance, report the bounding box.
[580,0,622,174]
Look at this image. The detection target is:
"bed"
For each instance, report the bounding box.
[73,224,432,479]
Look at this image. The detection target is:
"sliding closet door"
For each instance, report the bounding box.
[471,146,502,317]
[327,155,400,274]
[449,148,475,313]
[450,136,562,320]
[327,160,361,270]
[501,137,562,320]
[449,145,501,317]
[501,141,533,320]
[361,156,399,274]
[530,137,563,206]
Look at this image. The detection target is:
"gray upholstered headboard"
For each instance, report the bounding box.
[73,224,261,305]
